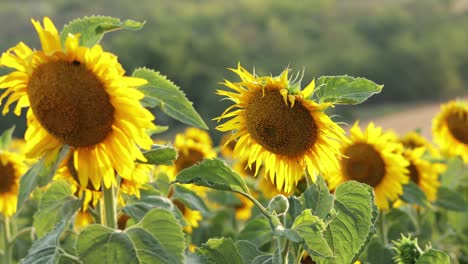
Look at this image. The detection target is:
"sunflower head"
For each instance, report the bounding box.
[326,122,409,210]
[399,131,439,157]
[215,64,347,192]
[234,193,254,221]
[0,17,155,191]
[401,147,445,202]
[173,200,202,234]
[432,100,468,163]
[219,133,237,158]
[0,151,27,216]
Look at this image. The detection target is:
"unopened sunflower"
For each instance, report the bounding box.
[0,17,155,191]
[432,100,468,163]
[326,122,409,210]
[215,65,347,192]
[0,151,27,216]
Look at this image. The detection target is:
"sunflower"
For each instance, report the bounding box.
[215,65,347,192]
[0,151,27,216]
[326,122,409,210]
[173,200,202,234]
[399,131,439,157]
[219,133,237,158]
[166,128,216,180]
[234,193,254,221]
[432,100,468,163]
[401,147,445,202]
[0,17,155,191]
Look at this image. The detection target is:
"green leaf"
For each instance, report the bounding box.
[299,176,334,219]
[122,195,185,225]
[196,238,244,264]
[235,240,269,264]
[291,209,333,258]
[174,158,251,194]
[401,182,428,206]
[315,75,383,105]
[238,217,273,248]
[20,220,68,264]
[416,249,451,264]
[17,146,69,212]
[434,187,468,212]
[77,208,185,264]
[0,125,15,149]
[314,181,377,264]
[172,185,210,215]
[133,68,208,129]
[365,238,394,264]
[251,254,273,264]
[138,144,178,165]
[33,181,81,238]
[60,16,144,47]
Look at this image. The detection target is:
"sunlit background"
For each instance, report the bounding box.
[1,0,467,141]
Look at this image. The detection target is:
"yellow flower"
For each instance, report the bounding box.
[219,133,237,158]
[432,100,468,163]
[326,122,409,210]
[215,64,347,192]
[0,151,27,216]
[234,193,254,221]
[174,200,202,234]
[402,147,445,202]
[75,210,94,231]
[0,17,155,191]
[165,128,216,180]
[399,131,439,157]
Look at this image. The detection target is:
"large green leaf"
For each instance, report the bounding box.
[299,176,334,219]
[238,217,273,248]
[60,16,144,47]
[20,220,68,264]
[0,125,15,149]
[416,249,451,264]
[17,146,69,212]
[401,182,428,206]
[172,185,210,215]
[174,158,250,194]
[314,181,377,264]
[196,238,244,264]
[235,240,269,264]
[33,181,81,238]
[122,195,185,225]
[291,209,333,258]
[77,208,185,264]
[133,68,208,129]
[139,144,178,165]
[315,76,383,105]
[434,187,468,212]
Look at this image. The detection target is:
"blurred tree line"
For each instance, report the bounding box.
[0,0,467,138]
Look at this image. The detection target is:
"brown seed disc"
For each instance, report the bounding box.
[342,143,386,187]
[244,89,317,157]
[446,110,468,144]
[0,162,15,194]
[27,60,114,147]
[407,162,420,184]
[174,148,205,174]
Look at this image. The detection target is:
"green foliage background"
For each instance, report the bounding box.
[1,0,467,138]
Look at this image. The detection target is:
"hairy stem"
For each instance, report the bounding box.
[102,184,117,229]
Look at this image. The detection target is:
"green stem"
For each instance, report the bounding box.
[2,216,12,264]
[59,248,82,263]
[281,239,290,264]
[102,184,117,229]
[236,191,275,229]
[378,210,388,246]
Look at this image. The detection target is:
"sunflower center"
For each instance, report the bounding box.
[27,60,114,147]
[245,89,317,156]
[407,162,420,184]
[343,143,386,187]
[174,149,205,174]
[446,111,468,144]
[0,162,16,194]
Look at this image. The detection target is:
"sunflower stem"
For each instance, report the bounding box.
[378,210,388,246]
[102,184,117,229]
[2,216,12,264]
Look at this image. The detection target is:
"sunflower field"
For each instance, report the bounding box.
[0,16,467,264]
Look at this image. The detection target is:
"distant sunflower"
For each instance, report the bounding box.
[399,131,439,157]
[0,151,27,216]
[234,193,254,221]
[215,65,347,192]
[0,17,154,191]
[173,200,202,234]
[219,133,237,158]
[326,122,409,210]
[432,100,468,163]
[402,147,445,202]
[167,128,216,180]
